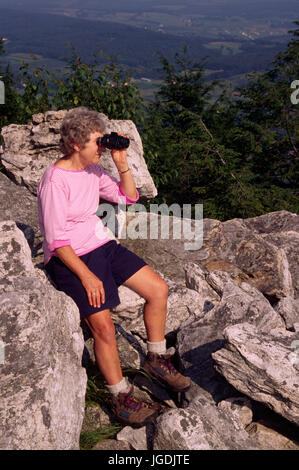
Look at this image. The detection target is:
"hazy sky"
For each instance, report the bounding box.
[0,0,298,13]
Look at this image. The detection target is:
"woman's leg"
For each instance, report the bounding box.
[123,265,191,392]
[84,308,123,385]
[123,265,168,342]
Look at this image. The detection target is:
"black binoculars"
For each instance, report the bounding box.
[97,132,130,150]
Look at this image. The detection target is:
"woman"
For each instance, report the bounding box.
[38,107,190,428]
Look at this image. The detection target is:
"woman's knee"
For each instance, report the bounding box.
[147,278,168,304]
[85,310,116,342]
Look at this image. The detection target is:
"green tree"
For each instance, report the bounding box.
[0,46,50,129]
[142,47,262,220]
[143,30,299,220]
[52,47,144,124]
[234,21,299,197]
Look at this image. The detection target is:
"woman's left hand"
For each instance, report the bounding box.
[111,134,129,173]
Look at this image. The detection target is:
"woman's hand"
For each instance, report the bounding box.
[110,134,129,173]
[81,272,105,309]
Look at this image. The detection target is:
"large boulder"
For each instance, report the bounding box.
[174,262,285,404]
[0,171,42,255]
[212,323,299,426]
[0,221,87,449]
[153,394,259,450]
[119,210,298,301]
[0,110,157,199]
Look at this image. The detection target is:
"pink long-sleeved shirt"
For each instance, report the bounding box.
[37,163,139,264]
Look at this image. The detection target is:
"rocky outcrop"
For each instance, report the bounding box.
[119,211,299,302]
[0,172,42,256]
[0,221,87,450]
[212,323,299,426]
[175,264,285,405]
[0,110,157,199]
[153,394,259,450]
[0,111,298,450]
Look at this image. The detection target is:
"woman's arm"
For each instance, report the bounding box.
[118,166,137,200]
[55,245,105,308]
[111,144,137,200]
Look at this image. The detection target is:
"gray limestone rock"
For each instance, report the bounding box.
[176,266,285,404]
[0,109,157,199]
[212,322,299,426]
[0,221,87,449]
[120,211,298,301]
[0,172,42,255]
[153,394,259,450]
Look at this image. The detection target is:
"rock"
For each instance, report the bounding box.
[120,211,298,301]
[153,395,259,450]
[212,323,299,425]
[274,296,299,330]
[92,439,131,450]
[259,231,299,300]
[115,325,143,370]
[217,397,253,429]
[111,285,146,324]
[0,110,157,199]
[117,424,155,450]
[246,421,299,450]
[184,262,220,304]
[176,265,285,404]
[0,172,42,255]
[81,403,112,433]
[208,278,285,334]
[229,211,299,299]
[241,210,299,234]
[0,221,87,450]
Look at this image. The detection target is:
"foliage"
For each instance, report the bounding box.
[230,21,299,194]
[142,27,299,220]
[1,25,298,220]
[0,57,51,130]
[51,47,144,124]
[0,44,144,130]
[142,47,256,219]
[80,423,122,451]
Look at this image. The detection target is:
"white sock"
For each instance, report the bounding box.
[147,339,166,355]
[106,377,131,396]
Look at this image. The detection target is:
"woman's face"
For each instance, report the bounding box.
[77,131,104,166]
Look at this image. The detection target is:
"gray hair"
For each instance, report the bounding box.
[59,107,106,156]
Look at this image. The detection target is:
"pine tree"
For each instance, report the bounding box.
[235,21,299,197]
[142,47,262,220]
[52,47,144,124]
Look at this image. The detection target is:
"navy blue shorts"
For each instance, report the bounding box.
[45,240,147,319]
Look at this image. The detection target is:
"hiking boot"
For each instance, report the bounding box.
[143,348,191,393]
[111,386,159,428]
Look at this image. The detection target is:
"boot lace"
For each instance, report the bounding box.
[158,355,178,375]
[121,393,150,411]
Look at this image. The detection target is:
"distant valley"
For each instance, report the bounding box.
[0,2,297,98]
